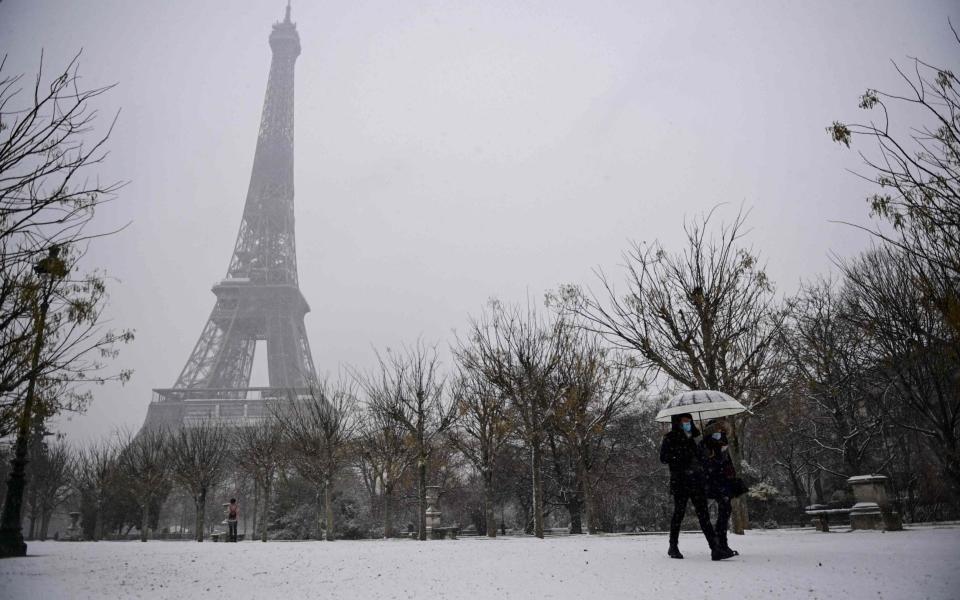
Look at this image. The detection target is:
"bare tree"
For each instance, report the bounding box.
[234,419,284,542]
[751,377,820,512]
[827,33,960,340]
[551,329,641,534]
[446,361,514,538]
[824,31,960,493]
[783,278,885,477]
[118,428,169,542]
[459,301,567,539]
[272,380,359,541]
[358,342,455,541]
[554,208,785,533]
[844,247,960,489]
[356,406,412,538]
[825,29,960,509]
[74,436,119,541]
[168,420,230,542]
[0,53,132,557]
[24,436,73,540]
[0,52,131,436]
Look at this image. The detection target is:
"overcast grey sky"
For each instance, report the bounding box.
[1,0,957,442]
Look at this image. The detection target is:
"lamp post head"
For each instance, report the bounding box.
[34,246,68,278]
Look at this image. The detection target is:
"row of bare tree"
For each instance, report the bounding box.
[3,31,958,543]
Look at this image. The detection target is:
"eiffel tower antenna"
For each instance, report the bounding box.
[144,6,315,428]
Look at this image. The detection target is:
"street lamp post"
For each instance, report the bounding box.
[0,247,67,558]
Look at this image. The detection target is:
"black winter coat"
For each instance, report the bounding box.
[659,419,706,496]
[699,433,737,499]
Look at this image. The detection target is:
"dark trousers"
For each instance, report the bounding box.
[669,489,716,547]
[715,496,732,544]
[228,520,238,542]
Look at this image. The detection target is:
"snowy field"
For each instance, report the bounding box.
[2,527,959,600]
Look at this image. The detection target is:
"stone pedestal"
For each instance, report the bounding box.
[805,504,829,531]
[425,486,441,534]
[847,475,903,531]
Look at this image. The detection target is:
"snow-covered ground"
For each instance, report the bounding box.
[2,527,959,599]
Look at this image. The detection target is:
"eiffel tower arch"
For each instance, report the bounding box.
[144,4,317,429]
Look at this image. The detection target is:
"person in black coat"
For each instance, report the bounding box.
[659,413,733,560]
[700,418,739,556]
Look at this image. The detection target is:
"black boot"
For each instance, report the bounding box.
[718,532,738,556]
[711,538,735,561]
[668,543,684,559]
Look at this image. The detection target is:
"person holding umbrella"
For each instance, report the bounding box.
[659,413,733,560]
[656,390,747,561]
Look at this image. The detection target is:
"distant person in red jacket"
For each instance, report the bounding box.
[227,498,239,542]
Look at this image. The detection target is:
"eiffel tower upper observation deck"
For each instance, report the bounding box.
[144,3,317,428]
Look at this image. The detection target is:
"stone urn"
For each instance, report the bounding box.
[64,511,82,541]
[847,475,903,531]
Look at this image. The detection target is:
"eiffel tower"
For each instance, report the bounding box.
[144,3,317,428]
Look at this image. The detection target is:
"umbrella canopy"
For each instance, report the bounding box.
[654,390,749,424]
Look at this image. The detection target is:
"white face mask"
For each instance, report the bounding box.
[711,432,722,440]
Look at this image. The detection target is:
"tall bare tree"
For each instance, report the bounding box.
[459,301,567,539]
[446,362,514,537]
[827,33,960,492]
[234,419,284,542]
[555,208,785,533]
[783,278,885,476]
[0,52,131,435]
[551,330,641,534]
[75,437,119,541]
[0,52,132,558]
[24,436,73,540]
[359,342,455,541]
[118,428,169,542]
[168,420,230,542]
[844,248,960,489]
[356,406,412,538]
[272,380,359,541]
[827,32,960,340]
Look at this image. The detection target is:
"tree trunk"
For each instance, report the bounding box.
[324,477,335,541]
[179,497,187,539]
[317,490,323,539]
[813,469,825,504]
[787,469,808,513]
[728,418,749,534]
[569,504,583,535]
[94,498,104,541]
[732,497,749,533]
[251,479,259,542]
[574,450,597,534]
[483,468,496,539]
[140,503,149,542]
[194,487,207,543]
[383,487,394,539]
[531,441,545,539]
[261,476,272,542]
[417,453,427,541]
[39,509,51,540]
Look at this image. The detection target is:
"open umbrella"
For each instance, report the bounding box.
[654,390,749,425]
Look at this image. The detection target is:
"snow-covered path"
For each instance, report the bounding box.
[1,527,958,599]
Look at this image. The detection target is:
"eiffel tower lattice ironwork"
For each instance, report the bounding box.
[144,4,316,428]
